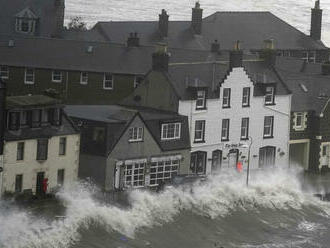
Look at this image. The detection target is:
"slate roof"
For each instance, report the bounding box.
[275,57,330,115]
[65,105,190,153]
[94,11,327,51]
[6,95,61,109]
[0,0,60,37]
[0,35,229,75]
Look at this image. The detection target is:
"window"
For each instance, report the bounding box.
[31,109,42,128]
[16,18,36,34]
[37,139,48,161]
[242,87,250,107]
[128,127,143,142]
[24,68,35,84]
[80,72,88,85]
[59,137,66,155]
[221,119,230,141]
[52,70,62,83]
[296,113,303,128]
[0,66,9,79]
[190,151,207,174]
[293,112,307,131]
[134,76,144,88]
[8,112,20,130]
[123,162,145,188]
[223,88,231,108]
[265,86,275,105]
[194,120,205,142]
[241,118,249,140]
[150,159,179,186]
[17,142,25,161]
[263,116,274,138]
[103,73,113,90]
[15,174,23,193]
[302,51,316,63]
[196,90,206,110]
[93,127,105,142]
[57,169,65,186]
[48,108,61,126]
[161,123,181,140]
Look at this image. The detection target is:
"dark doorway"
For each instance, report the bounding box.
[228,149,239,168]
[36,172,45,195]
[191,151,207,175]
[259,146,276,168]
[212,150,222,172]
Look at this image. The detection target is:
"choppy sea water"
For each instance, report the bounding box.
[64,0,330,46]
[1,168,330,248]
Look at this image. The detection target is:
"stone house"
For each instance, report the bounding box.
[65,105,191,191]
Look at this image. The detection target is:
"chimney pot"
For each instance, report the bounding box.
[159,9,169,38]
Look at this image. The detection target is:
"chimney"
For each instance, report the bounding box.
[260,39,277,66]
[159,9,169,38]
[127,32,140,47]
[229,40,243,69]
[152,43,169,72]
[310,0,323,40]
[0,79,6,157]
[211,40,220,53]
[191,2,203,35]
[53,0,65,38]
[322,61,330,75]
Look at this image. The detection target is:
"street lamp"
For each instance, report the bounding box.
[246,136,253,187]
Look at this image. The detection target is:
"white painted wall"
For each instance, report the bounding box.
[1,134,80,194]
[178,67,291,174]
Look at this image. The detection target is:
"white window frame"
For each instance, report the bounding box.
[302,51,316,63]
[221,119,230,141]
[149,159,179,186]
[265,86,275,105]
[0,65,9,79]
[223,88,231,108]
[123,162,145,188]
[59,137,67,156]
[263,116,274,138]
[242,87,250,107]
[15,18,36,34]
[80,72,88,85]
[161,123,181,140]
[24,68,35,84]
[194,120,205,142]
[103,73,113,90]
[196,90,206,110]
[293,112,307,131]
[241,118,249,140]
[52,70,62,83]
[128,127,143,142]
[134,75,144,88]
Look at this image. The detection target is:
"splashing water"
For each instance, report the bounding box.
[1,168,330,248]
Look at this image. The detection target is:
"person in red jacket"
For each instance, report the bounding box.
[42,178,48,194]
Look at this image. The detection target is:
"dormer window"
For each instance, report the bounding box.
[161,123,181,140]
[196,90,206,110]
[15,8,38,35]
[265,86,275,105]
[293,112,307,131]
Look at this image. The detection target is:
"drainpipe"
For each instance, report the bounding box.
[0,79,6,197]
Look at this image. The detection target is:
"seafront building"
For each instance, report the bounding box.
[65,105,191,191]
[0,86,80,196]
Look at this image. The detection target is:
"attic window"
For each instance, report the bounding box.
[15,8,38,35]
[299,83,308,93]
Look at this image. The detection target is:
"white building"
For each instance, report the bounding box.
[0,95,80,196]
[178,49,292,174]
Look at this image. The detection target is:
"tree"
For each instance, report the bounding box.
[67,16,87,31]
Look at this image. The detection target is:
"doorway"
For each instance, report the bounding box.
[259,146,276,168]
[228,149,239,169]
[36,172,45,195]
[212,150,222,172]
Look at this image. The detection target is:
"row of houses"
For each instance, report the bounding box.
[0,0,330,195]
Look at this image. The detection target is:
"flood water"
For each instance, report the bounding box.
[1,168,330,248]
